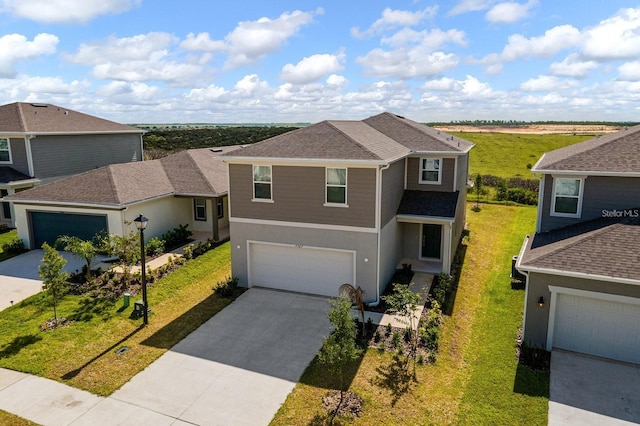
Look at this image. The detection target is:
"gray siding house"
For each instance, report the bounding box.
[224,113,473,303]
[0,102,144,226]
[517,125,640,364]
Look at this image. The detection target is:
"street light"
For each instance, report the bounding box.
[134,214,149,325]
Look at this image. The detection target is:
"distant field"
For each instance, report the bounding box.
[452,132,595,178]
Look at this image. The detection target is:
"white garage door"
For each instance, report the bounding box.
[249,243,355,297]
[553,293,640,364]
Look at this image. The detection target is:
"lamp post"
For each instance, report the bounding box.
[134,214,149,325]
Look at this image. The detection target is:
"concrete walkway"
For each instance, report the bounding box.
[550,350,640,425]
[0,288,331,425]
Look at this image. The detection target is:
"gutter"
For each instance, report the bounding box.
[369,162,391,307]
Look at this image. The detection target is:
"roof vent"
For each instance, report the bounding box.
[437,130,441,135]
[624,126,628,130]
[210,148,223,152]
[30,103,47,108]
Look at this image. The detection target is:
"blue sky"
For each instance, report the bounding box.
[1,0,640,123]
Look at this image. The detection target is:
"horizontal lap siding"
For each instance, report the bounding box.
[229,164,376,228]
[406,157,455,192]
[9,138,30,176]
[31,134,141,179]
[381,159,405,225]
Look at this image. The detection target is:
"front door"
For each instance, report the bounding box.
[421,224,442,259]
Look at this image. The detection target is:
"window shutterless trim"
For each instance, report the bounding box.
[550,176,585,218]
[325,167,347,205]
[419,157,441,185]
[252,165,272,201]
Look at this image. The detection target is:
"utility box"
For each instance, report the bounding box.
[123,293,131,308]
[133,300,145,317]
[511,256,526,281]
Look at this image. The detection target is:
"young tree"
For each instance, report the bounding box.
[318,295,362,417]
[55,235,99,280]
[474,174,483,210]
[338,283,365,336]
[39,243,69,323]
[383,283,422,367]
[104,231,140,282]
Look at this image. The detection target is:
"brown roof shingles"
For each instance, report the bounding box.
[0,102,142,134]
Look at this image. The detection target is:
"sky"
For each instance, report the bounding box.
[1,1,640,124]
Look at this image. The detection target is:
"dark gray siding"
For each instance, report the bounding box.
[455,154,469,193]
[406,157,455,192]
[9,138,29,176]
[540,175,640,232]
[229,164,376,228]
[381,159,405,226]
[30,134,141,179]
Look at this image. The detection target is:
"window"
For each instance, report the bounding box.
[194,198,207,221]
[0,138,10,162]
[217,199,224,218]
[253,165,272,200]
[420,157,441,184]
[326,168,347,204]
[552,177,583,217]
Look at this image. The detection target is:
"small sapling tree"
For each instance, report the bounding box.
[39,243,69,325]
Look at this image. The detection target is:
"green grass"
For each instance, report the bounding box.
[0,230,20,262]
[0,242,233,396]
[271,204,547,425]
[457,132,594,178]
[0,410,37,426]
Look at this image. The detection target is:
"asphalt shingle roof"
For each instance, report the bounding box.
[0,167,31,184]
[533,124,640,173]
[397,190,460,218]
[0,102,142,134]
[519,212,640,281]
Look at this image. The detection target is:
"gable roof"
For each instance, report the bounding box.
[5,146,238,207]
[532,124,640,174]
[519,212,640,282]
[0,102,143,134]
[223,112,473,163]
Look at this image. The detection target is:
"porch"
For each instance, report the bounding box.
[396,257,443,274]
[191,225,230,244]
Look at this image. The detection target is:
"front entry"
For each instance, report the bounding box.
[421,224,442,259]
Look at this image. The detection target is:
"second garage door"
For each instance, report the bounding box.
[552,292,640,364]
[249,242,355,297]
[31,211,108,249]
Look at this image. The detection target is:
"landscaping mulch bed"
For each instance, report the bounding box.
[322,390,363,418]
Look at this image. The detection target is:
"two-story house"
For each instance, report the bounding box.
[516,126,640,364]
[0,102,144,226]
[223,113,473,303]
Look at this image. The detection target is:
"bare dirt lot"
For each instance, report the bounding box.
[434,124,621,134]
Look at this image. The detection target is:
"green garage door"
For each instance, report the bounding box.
[31,212,108,249]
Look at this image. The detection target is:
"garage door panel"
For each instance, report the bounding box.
[249,243,354,297]
[554,293,640,364]
[31,212,108,249]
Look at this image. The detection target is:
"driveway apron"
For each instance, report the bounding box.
[549,350,640,425]
[80,288,332,426]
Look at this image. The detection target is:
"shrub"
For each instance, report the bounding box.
[507,177,539,192]
[214,276,239,297]
[145,237,164,256]
[431,273,452,307]
[182,244,194,260]
[161,224,192,249]
[506,188,537,205]
[419,300,443,351]
[496,178,508,201]
[0,224,9,234]
[3,238,25,254]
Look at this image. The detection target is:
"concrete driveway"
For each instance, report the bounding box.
[76,288,332,425]
[550,350,640,425]
[0,249,107,311]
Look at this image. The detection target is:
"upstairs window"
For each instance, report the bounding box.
[194,198,207,221]
[0,138,9,162]
[326,168,347,205]
[253,165,272,200]
[552,177,583,217]
[420,157,441,184]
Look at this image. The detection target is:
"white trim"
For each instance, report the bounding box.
[225,157,386,167]
[412,148,473,155]
[323,203,349,208]
[229,216,378,233]
[545,286,640,351]
[251,198,274,203]
[550,175,585,218]
[535,174,544,233]
[419,223,443,261]
[533,169,640,177]
[193,198,207,221]
[452,156,458,191]
[0,137,12,164]
[325,167,348,205]
[518,263,640,286]
[403,157,408,189]
[252,164,272,201]
[418,157,442,185]
[25,135,34,177]
[396,214,454,224]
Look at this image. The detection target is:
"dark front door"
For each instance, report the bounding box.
[421,224,442,259]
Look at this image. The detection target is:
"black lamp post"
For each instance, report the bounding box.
[134,214,149,325]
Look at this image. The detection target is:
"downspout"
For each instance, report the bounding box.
[370,162,391,307]
[25,135,35,177]
[533,172,544,233]
[515,235,531,342]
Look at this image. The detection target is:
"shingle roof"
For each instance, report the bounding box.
[5,146,238,207]
[397,190,459,218]
[533,124,640,173]
[0,102,142,134]
[0,166,31,184]
[519,212,640,281]
[223,112,472,162]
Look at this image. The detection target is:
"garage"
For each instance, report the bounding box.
[248,242,355,297]
[552,292,640,364]
[31,211,108,249]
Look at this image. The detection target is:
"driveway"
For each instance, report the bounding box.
[0,249,107,311]
[74,287,332,425]
[549,350,640,425]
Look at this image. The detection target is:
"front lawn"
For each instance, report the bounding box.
[0,230,19,262]
[271,204,547,425]
[0,242,233,396]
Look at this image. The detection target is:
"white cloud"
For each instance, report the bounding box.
[448,0,493,16]
[186,84,227,103]
[180,33,226,52]
[357,48,459,79]
[549,54,598,78]
[280,53,345,84]
[351,7,438,38]
[422,77,461,91]
[381,28,466,49]
[95,81,160,104]
[0,33,58,78]
[0,0,140,24]
[485,0,537,24]
[582,7,640,60]
[233,74,271,97]
[617,62,640,81]
[68,33,176,64]
[520,75,578,91]
[326,74,347,87]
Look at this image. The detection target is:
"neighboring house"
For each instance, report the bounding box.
[223,112,474,303]
[5,147,235,249]
[516,126,640,364]
[0,102,144,226]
